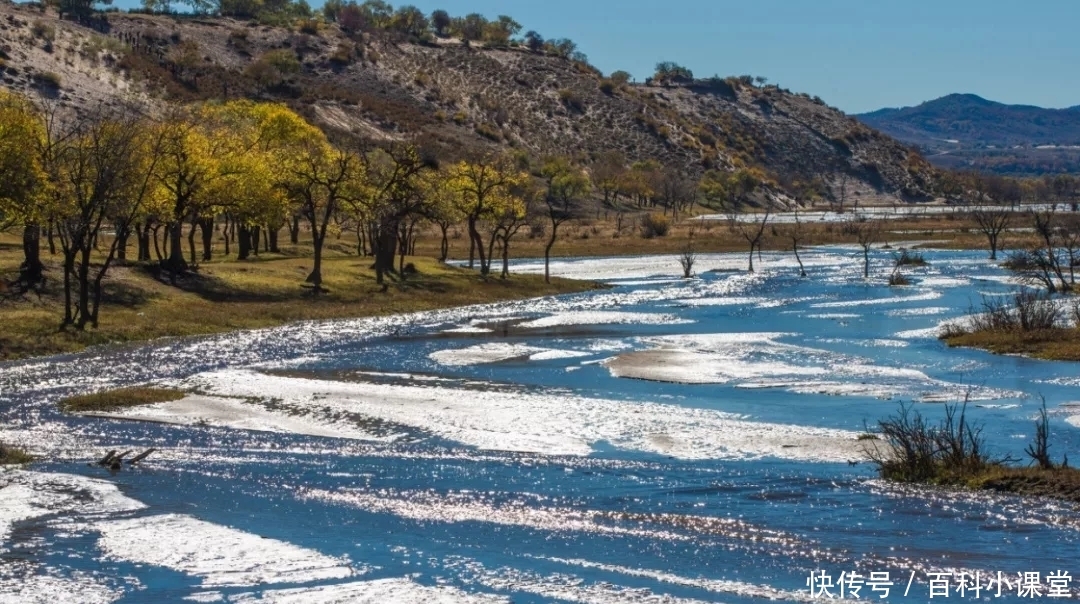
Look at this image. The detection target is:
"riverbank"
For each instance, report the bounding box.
[0,245,597,362]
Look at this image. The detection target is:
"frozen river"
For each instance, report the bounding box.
[1,246,1078,602]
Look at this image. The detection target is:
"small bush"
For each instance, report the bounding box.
[598,79,615,95]
[296,18,321,35]
[59,387,186,413]
[640,213,670,239]
[33,71,61,88]
[31,19,54,41]
[413,70,430,87]
[0,443,34,465]
[452,111,468,124]
[867,401,995,484]
[329,41,354,65]
[558,88,584,112]
[474,122,501,141]
[888,270,910,286]
[894,249,927,267]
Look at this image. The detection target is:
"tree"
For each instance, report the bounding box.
[788,206,808,277]
[540,156,589,283]
[484,15,521,45]
[391,5,429,37]
[657,168,696,219]
[360,144,433,286]
[0,91,48,291]
[970,181,1011,261]
[714,169,770,272]
[852,214,882,279]
[359,0,393,28]
[457,13,488,41]
[653,61,693,85]
[430,9,451,36]
[609,70,632,86]
[282,139,363,292]
[422,169,463,262]
[591,150,626,214]
[523,30,544,52]
[679,230,696,278]
[547,38,577,58]
[448,156,527,276]
[50,109,162,329]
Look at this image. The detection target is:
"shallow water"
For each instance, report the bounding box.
[1,246,1079,603]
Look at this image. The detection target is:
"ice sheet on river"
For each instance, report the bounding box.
[603,333,1017,401]
[180,369,868,462]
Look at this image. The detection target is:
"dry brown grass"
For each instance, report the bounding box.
[944,328,1080,361]
[970,466,1080,503]
[0,443,35,465]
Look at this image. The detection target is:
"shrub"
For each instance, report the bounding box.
[598,79,615,95]
[0,443,34,465]
[33,71,61,88]
[639,213,670,239]
[413,70,430,87]
[329,41,354,65]
[887,270,910,286]
[452,111,467,124]
[474,122,501,141]
[894,248,927,267]
[297,18,321,35]
[867,401,994,484]
[557,88,584,112]
[31,19,54,41]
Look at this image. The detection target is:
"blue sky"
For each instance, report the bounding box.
[294,0,1076,114]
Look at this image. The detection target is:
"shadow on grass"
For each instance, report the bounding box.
[138,264,302,303]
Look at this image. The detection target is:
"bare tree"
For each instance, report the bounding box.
[972,206,1011,261]
[852,214,882,279]
[679,229,696,278]
[789,206,808,277]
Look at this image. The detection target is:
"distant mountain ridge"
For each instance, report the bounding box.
[857,94,1080,175]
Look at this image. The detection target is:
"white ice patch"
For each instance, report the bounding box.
[674,296,765,307]
[184,370,868,462]
[805,313,861,319]
[886,307,951,317]
[0,470,145,545]
[440,326,495,334]
[428,343,591,366]
[229,578,508,603]
[917,276,971,288]
[94,514,356,587]
[0,570,121,604]
[604,333,1013,402]
[516,311,690,329]
[811,290,943,308]
[87,395,392,441]
[1067,416,1080,429]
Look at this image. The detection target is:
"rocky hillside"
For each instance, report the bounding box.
[858,94,1080,176]
[0,3,940,202]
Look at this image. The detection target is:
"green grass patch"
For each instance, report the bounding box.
[0,444,34,465]
[59,387,186,413]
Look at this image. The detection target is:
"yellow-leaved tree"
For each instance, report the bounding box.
[0,91,49,289]
[447,155,528,276]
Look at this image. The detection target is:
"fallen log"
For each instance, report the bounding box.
[96,450,118,466]
[127,448,156,464]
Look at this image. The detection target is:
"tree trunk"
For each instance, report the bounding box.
[863,246,870,279]
[164,221,187,273]
[307,232,323,288]
[544,221,559,283]
[501,237,510,279]
[47,223,56,255]
[136,223,151,262]
[20,224,45,286]
[747,245,755,273]
[187,219,198,267]
[267,224,280,253]
[198,217,214,261]
[439,224,449,262]
[250,227,260,256]
[116,224,130,262]
[289,215,300,244]
[237,224,251,260]
[793,242,806,277]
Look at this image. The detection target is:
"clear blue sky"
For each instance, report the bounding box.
[312,0,1078,114]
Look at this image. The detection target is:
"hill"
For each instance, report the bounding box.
[857,94,1080,176]
[0,3,939,203]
